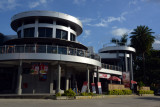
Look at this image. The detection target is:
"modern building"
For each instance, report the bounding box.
[0,11,135,95]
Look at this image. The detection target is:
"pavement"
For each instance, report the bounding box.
[0,96,159,107]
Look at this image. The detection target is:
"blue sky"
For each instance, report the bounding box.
[0,0,160,52]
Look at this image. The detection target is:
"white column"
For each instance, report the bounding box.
[68,26,71,41]
[16,60,23,95]
[125,52,128,72]
[35,19,38,37]
[53,21,56,38]
[56,64,61,93]
[87,66,90,93]
[65,70,70,90]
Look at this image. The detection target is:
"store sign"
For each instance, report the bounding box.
[122,72,130,88]
[81,81,88,93]
[30,63,48,75]
[91,83,96,93]
[97,82,102,94]
[94,73,111,79]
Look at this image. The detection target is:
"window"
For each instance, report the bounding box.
[24,19,35,25]
[24,28,35,38]
[17,30,21,38]
[39,18,53,24]
[56,21,68,27]
[70,33,76,41]
[38,27,52,38]
[56,29,68,40]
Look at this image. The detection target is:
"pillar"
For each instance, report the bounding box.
[65,70,70,90]
[50,67,54,94]
[86,66,90,93]
[16,60,23,95]
[130,53,134,89]
[125,52,128,72]
[96,67,99,82]
[92,72,94,83]
[56,64,61,93]
[34,19,38,37]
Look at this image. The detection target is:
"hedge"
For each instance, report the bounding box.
[137,90,154,94]
[107,89,132,95]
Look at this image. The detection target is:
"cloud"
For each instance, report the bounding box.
[80,18,95,24]
[73,0,86,4]
[87,12,128,27]
[0,0,19,10]
[29,0,49,8]
[82,30,91,40]
[129,0,137,6]
[111,28,132,36]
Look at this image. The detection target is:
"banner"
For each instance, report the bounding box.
[97,82,102,94]
[81,81,88,93]
[91,83,96,93]
[94,73,111,79]
[122,72,130,88]
[30,63,39,74]
[39,63,48,74]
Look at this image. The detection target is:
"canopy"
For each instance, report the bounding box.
[131,80,137,84]
[108,76,121,81]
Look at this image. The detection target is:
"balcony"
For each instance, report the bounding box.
[0,45,101,61]
[101,63,122,72]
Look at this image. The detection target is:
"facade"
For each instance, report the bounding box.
[0,11,135,95]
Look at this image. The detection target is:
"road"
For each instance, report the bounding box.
[0,96,159,107]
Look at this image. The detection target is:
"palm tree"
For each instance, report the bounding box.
[111,33,128,46]
[130,25,155,81]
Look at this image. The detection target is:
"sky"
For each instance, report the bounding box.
[0,0,160,52]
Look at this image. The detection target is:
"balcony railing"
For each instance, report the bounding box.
[0,45,101,61]
[101,63,122,72]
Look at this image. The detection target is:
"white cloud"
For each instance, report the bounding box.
[29,0,49,8]
[111,28,132,36]
[80,18,95,24]
[95,19,108,27]
[129,0,137,6]
[82,30,91,40]
[73,0,86,4]
[0,0,19,10]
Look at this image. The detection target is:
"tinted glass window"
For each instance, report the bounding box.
[24,28,35,37]
[56,29,61,39]
[70,33,76,41]
[38,27,52,38]
[39,18,53,24]
[17,31,21,38]
[61,30,68,40]
[24,19,35,25]
[56,21,68,27]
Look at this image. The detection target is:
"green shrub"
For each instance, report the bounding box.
[64,88,76,97]
[137,90,154,94]
[56,92,61,97]
[107,89,132,95]
[80,92,96,96]
[138,81,145,88]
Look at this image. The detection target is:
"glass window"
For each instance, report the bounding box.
[24,19,35,25]
[38,27,52,38]
[17,31,21,38]
[56,21,68,27]
[46,28,52,37]
[61,30,68,40]
[56,29,61,39]
[24,28,35,38]
[70,33,76,41]
[39,18,53,24]
[56,29,68,40]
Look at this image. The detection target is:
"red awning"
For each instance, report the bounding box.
[108,76,121,81]
[131,80,137,84]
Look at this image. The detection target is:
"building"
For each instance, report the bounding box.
[0,11,135,95]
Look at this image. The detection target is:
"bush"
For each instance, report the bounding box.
[107,89,132,95]
[56,92,61,97]
[138,81,145,88]
[80,92,96,96]
[64,89,76,97]
[137,90,154,95]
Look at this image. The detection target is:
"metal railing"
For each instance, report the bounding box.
[0,45,101,61]
[101,63,122,72]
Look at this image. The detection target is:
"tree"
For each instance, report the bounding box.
[130,25,155,82]
[111,33,128,46]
